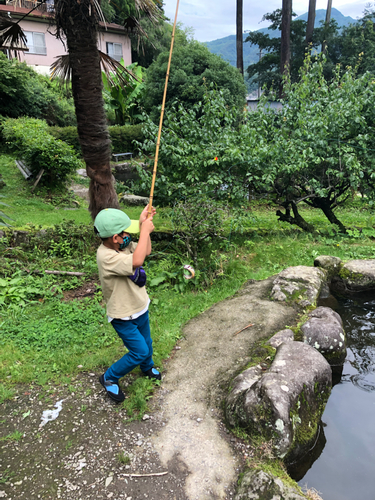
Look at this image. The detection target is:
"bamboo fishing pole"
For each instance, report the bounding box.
[148,0,180,216]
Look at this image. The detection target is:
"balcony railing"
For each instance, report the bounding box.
[6,0,54,14]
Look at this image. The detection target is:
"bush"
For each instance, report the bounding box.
[49,124,145,156]
[109,124,144,154]
[0,53,76,126]
[144,39,247,121]
[2,117,82,187]
[49,126,82,153]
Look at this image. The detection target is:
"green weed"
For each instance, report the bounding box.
[1,431,23,442]
[117,451,131,465]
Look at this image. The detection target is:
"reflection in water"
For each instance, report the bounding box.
[292,293,375,500]
[287,422,326,482]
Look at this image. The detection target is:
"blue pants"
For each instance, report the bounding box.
[105,311,154,382]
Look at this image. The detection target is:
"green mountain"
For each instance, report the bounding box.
[205,8,356,69]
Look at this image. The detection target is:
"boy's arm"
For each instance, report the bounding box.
[139,205,156,256]
[132,218,154,268]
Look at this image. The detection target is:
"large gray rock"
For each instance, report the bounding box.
[226,341,332,462]
[301,306,346,366]
[70,184,89,201]
[120,194,149,206]
[271,266,327,308]
[331,259,375,294]
[314,255,342,278]
[267,329,294,349]
[235,470,307,500]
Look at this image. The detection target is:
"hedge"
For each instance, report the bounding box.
[2,117,82,187]
[49,124,145,157]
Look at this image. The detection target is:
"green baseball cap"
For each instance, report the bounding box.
[94,208,140,238]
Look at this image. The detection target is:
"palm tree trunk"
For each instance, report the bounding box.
[236,0,243,75]
[54,0,119,219]
[280,0,292,98]
[322,0,332,54]
[305,0,316,45]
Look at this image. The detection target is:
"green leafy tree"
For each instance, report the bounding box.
[135,86,254,205]
[246,10,308,91]
[248,55,375,233]
[144,39,247,120]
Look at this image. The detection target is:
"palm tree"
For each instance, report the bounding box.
[1,0,161,220]
[322,0,333,54]
[236,0,243,75]
[305,0,316,45]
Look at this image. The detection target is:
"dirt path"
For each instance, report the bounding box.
[0,278,297,500]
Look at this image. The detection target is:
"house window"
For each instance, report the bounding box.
[106,42,123,62]
[25,31,46,55]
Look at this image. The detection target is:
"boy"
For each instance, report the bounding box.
[94,205,160,403]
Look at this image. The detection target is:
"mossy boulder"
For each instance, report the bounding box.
[235,470,307,500]
[267,329,294,349]
[331,259,375,294]
[225,341,332,462]
[271,266,327,308]
[314,255,342,279]
[301,306,346,366]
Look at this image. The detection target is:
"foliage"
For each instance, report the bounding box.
[102,62,146,125]
[247,56,375,233]
[0,53,76,126]
[246,8,375,91]
[246,9,307,91]
[144,39,247,120]
[170,196,225,268]
[135,86,254,204]
[2,117,83,187]
[49,124,145,156]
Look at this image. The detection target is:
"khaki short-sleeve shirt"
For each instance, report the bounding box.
[96,242,149,319]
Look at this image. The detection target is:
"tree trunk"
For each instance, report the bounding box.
[276,201,316,233]
[280,0,292,97]
[236,0,243,75]
[313,198,348,234]
[305,0,316,45]
[54,0,120,220]
[322,0,332,54]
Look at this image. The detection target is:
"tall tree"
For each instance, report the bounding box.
[236,0,244,74]
[280,0,292,96]
[322,0,333,54]
[305,0,316,44]
[54,0,119,219]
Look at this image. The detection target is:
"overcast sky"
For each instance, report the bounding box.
[162,0,369,42]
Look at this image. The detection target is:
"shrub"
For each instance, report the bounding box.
[2,117,82,187]
[0,53,76,126]
[49,124,145,156]
[109,124,144,154]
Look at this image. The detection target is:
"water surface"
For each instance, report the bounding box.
[295,294,375,500]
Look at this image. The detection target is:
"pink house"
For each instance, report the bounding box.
[0,0,132,75]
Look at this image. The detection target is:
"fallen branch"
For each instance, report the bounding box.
[122,471,168,478]
[233,323,254,336]
[44,270,86,276]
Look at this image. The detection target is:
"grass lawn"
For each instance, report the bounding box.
[1,151,375,417]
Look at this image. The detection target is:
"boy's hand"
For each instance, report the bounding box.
[140,218,154,234]
[140,204,156,225]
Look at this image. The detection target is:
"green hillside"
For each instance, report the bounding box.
[205,8,355,69]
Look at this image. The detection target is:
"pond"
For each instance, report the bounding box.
[289,293,375,500]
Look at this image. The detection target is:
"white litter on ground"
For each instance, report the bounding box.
[40,399,64,427]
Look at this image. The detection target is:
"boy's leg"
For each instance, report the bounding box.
[105,315,151,382]
[137,312,161,380]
